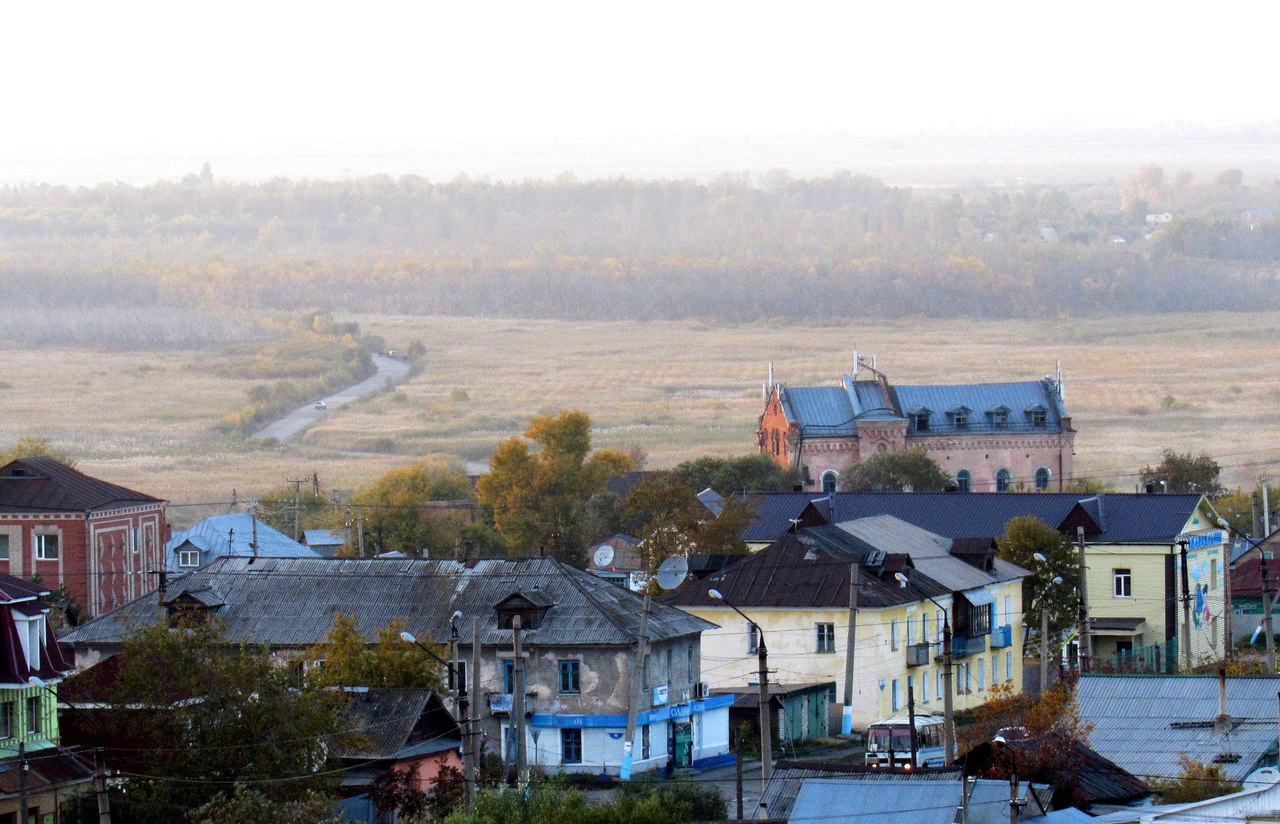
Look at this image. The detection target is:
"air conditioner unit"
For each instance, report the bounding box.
[694,681,711,699]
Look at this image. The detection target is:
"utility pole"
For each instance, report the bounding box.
[942,615,955,764]
[757,623,772,784]
[1263,550,1276,672]
[735,725,745,819]
[356,506,365,556]
[1180,539,1192,672]
[18,741,27,824]
[842,562,859,735]
[286,477,306,540]
[1264,478,1273,537]
[1077,527,1091,671]
[512,615,527,784]
[622,594,652,780]
[907,684,918,768]
[450,619,462,724]
[95,745,112,824]
[468,617,480,810]
[1040,599,1050,694]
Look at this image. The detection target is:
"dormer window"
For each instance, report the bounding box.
[495,591,553,631]
[909,407,932,432]
[1026,404,1048,427]
[987,405,1011,427]
[949,406,971,430]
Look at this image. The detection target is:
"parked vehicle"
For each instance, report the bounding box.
[314,401,327,410]
[864,713,947,768]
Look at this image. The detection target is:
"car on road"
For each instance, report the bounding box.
[314,401,327,410]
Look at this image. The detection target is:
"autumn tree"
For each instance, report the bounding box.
[671,454,799,495]
[619,472,753,573]
[476,410,632,564]
[304,613,445,690]
[839,448,951,492]
[996,515,1080,639]
[1140,449,1225,497]
[351,456,474,556]
[1147,753,1242,803]
[0,434,75,466]
[255,482,340,540]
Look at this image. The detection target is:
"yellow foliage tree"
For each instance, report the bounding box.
[304,614,445,690]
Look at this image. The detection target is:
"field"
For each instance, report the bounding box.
[5,311,1279,528]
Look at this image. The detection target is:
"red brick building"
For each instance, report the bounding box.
[0,457,168,620]
[758,360,1075,493]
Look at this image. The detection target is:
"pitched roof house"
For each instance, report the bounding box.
[165,512,319,571]
[64,555,731,776]
[0,457,168,619]
[757,360,1074,493]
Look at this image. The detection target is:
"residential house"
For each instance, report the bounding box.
[1076,673,1280,786]
[63,555,732,777]
[714,682,835,752]
[665,516,1027,732]
[757,359,1074,493]
[742,491,1229,670]
[337,688,463,824]
[0,573,94,821]
[0,456,169,619]
[303,529,349,557]
[165,512,319,571]
[587,534,644,589]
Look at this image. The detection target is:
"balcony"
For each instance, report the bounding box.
[989,624,1013,649]
[906,642,931,667]
[950,634,988,658]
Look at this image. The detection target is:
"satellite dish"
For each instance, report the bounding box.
[593,545,615,568]
[655,555,690,590]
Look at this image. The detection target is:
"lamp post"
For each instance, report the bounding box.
[401,610,474,805]
[1031,552,1065,693]
[897,574,954,765]
[708,588,772,787]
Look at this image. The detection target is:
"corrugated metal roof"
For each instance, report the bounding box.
[165,514,319,570]
[64,555,714,649]
[1076,674,1280,782]
[340,688,460,760]
[759,762,963,820]
[894,380,1065,435]
[788,777,1022,824]
[836,515,1028,591]
[743,492,1205,545]
[781,386,858,436]
[0,456,162,513]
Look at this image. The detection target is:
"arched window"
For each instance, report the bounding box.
[821,470,839,493]
[956,470,971,493]
[771,429,781,456]
[1035,467,1051,491]
[995,468,1012,492]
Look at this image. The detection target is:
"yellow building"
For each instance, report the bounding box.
[668,516,1026,732]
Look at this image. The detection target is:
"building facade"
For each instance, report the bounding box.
[757,361,1074,493]
[0,457,168,619]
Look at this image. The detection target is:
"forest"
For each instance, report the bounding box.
[1,165,1278,345]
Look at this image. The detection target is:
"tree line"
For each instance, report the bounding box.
[2,166,1279,329]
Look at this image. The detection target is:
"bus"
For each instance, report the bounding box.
[863,714,947,768]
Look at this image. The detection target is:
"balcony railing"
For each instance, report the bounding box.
[989,625,1013,649]
[950,634,988,658]
[906,642,931,667]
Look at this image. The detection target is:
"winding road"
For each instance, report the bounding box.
[251,354,412,442]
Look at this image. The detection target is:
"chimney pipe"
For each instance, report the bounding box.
[1215,668,1231,732]
[157,570,167,606]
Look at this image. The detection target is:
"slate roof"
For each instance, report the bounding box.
[0,573,49,604]
[742,491,1208,545]
[759,761,963,821]
[837,515,1029,592]
[788,777,1033,824]
[664,524,954,610]
[1076,673,1280,783]
[64,555,715,650]
[340,688,461,760]
[165,513,319,570]
[0,748,93,795]
[0,456,162,513]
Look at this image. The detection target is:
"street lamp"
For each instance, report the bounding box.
[1031,552,1065,693]
[401,611,474,805]
[895,573,954,765]
[708,588,772,787]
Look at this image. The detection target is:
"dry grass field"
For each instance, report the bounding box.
[5,311,1279,527]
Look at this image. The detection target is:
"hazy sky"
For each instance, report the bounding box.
[4,2,1275,181]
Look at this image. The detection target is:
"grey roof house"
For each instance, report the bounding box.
[165,512,318,571]
[63,555,732,777]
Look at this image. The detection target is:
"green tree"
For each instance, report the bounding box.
[101,618,351,822]
[187,784,344,824]
[0,434,75,466]
[254,482,340,540]
[671,454,799,495]
[619,472,752,573]
[304,613,445,690]
[1147,753,1242,803]
[476,410,632,564]
[1140,449,1225,497]
[352,456,474,556]
[838,448,951,492]
[997,516,1081,639]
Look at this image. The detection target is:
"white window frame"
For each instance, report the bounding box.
[1114,568,1132,598]
[15,614,43,671]
[35,532,59,561]
[820,470,839,494]
[1005,651,1013,681]
[891,678,900,712]
[747,623,759,654]
[922,669,930,702]
[178,550,201,568]
[0,534,9,562]
[890,620,899,651]
[816,623,835,653]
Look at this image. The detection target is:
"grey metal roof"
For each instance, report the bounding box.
[64,555,714,650]
[759,762,963,820]
[788,777,1026,824]
[894,380,1066,435]
[1076,674,1280,783]
[781,386,858,436]
[836,515,1029,591]
[340,688,460,760]
[165,513,319,571]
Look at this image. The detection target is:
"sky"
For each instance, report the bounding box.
[4,2,1277,183]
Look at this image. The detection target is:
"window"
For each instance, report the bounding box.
[1005,651,1013,681]
[816,623,835,653]
[1211,559,1219,590]
[953,410,969,429]
[977,658,985,691]
[907,675,915,704]
[642,724,650,759]
[906,616,915,646]
[890,620,899,651]
[35,533,58,561]
[132,527,141,553]
[1114,569,1132,598]
[1035,467,1051,491]
[820,471,838,494]
[1031,409,1048,427]
[747,623,759,654]
[559,660,581,694]
[0,702,11,739]
[921,612,930,643]
[956,470,971,493]
[178,550,200,568]
[502,659,515,694]
[891,679,900,712]
[922,670,930,702]
[936,669,944,699]
[0,534,8,561]
[995,469,1012,492]
[25,696,40,735]
[1003,596,1012,628]
[914,412,930,432]
[992,409,1009,427]
[992,654,999,684]
[561,728,583,764]
[937,610,945,642]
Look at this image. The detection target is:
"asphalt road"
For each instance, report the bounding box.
[250,354,411,442]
